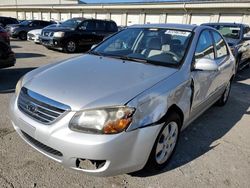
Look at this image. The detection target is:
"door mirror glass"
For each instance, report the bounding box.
[194,58,219,71]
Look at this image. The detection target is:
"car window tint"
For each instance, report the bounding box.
[96,21,106,31]
[106,22,117,32]
[195,30,215,61]
[212,31,228,59]
[31,21,40,27]
[40,21,48,27]
[86,21,96,30]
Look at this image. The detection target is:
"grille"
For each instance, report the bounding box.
[42,31,54,37]
[18,87,70,124]
[27,33,35,38]
[21,130,63,157]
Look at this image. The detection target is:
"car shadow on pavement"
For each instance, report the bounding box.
[15,53,46,59]
[10,45,21,49]
[131,68,250,177]
[0,67,37,94]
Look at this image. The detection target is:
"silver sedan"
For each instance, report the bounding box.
[10,24,235,176]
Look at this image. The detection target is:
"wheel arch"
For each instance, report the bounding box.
[162,104,184,128]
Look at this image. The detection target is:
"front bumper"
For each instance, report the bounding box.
[27,34,40,43]
[9,95,162,176]
[40,36,64,50]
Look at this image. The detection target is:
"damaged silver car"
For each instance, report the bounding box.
[10,24,235,176]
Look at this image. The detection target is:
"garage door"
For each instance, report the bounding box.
[51,13,59,21]
[83,13,94,19]
[191,14,211,25]
[60,13,70,21]
[42,13,50,21]
[127,14,140,26]
[72,13,82,18]
[111,14,122,26]
[25,12,32,20]
[17,12,25,20]
[167,14,183,24]
[33,12,41,20]
[96,13,106,20]
[219,14,243,23]
[145,14,160,24]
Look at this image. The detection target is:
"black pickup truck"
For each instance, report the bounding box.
[40,18,118,53]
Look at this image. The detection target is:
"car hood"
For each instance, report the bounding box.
[224,37,240,47]
[24,55,177,110]
[28,29,42,35]
[43,26,74,32]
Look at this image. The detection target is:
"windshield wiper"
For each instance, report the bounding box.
[87,51,103,56]
[107,55,148,63]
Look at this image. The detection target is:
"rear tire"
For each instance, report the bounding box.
[144,112,181,171]
[19,32,27,40]
[216,80,231,106]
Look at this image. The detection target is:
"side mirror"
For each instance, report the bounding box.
[193,58,219,71]
[91,44,97,50]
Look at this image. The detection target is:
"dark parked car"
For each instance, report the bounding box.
[0,26,10,45]
[0,41,15,69]
[40,18,118,53]
[0,16,18,28]
[202,22,250,71]
[5,20,55,40]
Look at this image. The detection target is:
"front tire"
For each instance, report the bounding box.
[19,32,27,40]
[144,112,181,171]
[64,40,77,53]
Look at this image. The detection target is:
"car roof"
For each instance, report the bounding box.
[129,23,197,31]
[202,22,248,27]
[69,17,115,22]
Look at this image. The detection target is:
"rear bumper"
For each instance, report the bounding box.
[9,95,163,176]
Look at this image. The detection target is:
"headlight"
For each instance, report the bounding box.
[15,76,24,96]
[69,106,135,134]
[53,32,65,38]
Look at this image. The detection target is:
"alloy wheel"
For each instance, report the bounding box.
[66,41,76,53]
[155,121,179,165]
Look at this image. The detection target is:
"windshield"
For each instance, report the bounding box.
[92,28,192,67]
[60,19,82,28]
[212,25,241,39]
[20,20,32,26]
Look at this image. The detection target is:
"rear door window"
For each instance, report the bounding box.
[40,21,50,27]
[86,21,96,31]
[30,21,40,27]
[106,22,117,32]
[96,21,106,31]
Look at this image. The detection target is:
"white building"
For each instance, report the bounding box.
[0,1,250,26]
